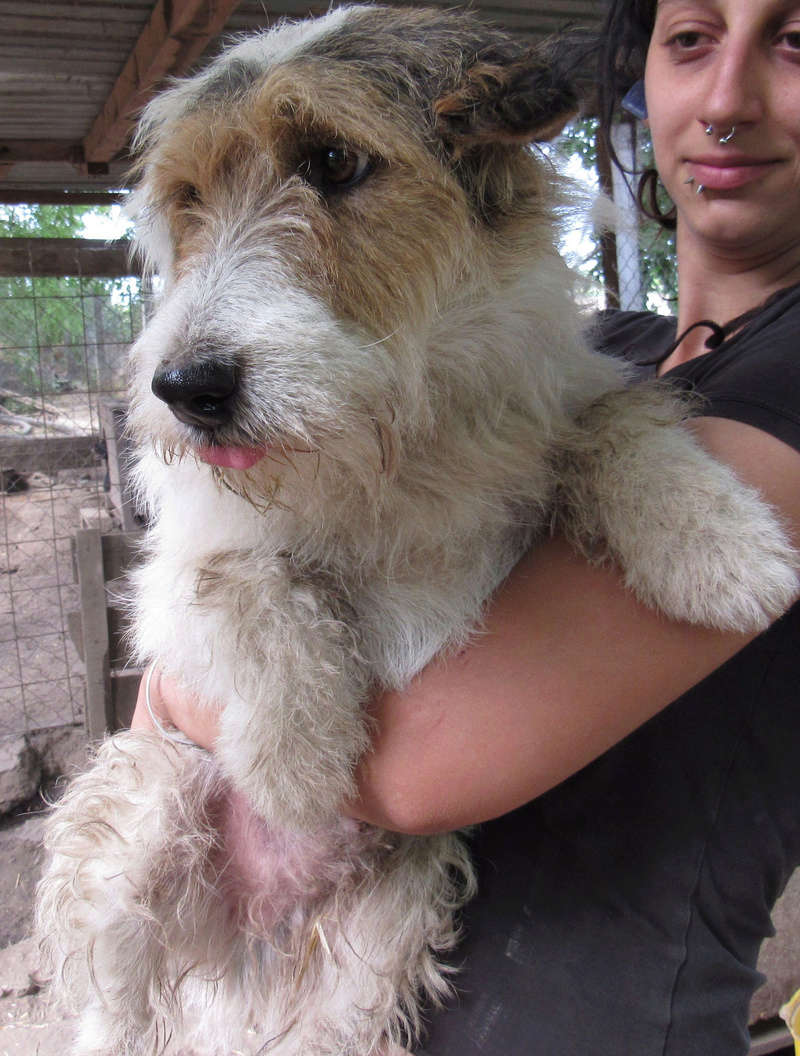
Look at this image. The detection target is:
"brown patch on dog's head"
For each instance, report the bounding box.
[130,6,582,336]
[300,6,581,220]
[433,48,579,151]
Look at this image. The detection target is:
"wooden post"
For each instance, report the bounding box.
[99,400,141,531]
[595,127,620,311]
[74,529,111,739]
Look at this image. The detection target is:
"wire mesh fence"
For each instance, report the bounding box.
[557,116,678,316]
[1,278,144,739]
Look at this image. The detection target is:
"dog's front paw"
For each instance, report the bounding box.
[612,466,799,632]
[560,387,799,633]
[623,512,798,632]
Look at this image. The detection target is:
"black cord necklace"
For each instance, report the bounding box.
[634,286,800,369]
[637,318,726,367]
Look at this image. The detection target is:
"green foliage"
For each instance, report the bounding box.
[0,204,91,238]
[0,205,141,397]
[633,134,678,312]
[557,115,598,172]
[557,116,678,313]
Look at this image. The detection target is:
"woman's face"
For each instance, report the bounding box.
[644,0,800,259]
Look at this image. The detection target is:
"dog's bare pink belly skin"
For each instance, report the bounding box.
[212,786,380,932]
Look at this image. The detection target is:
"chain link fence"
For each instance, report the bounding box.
[1,277,144,738]
[558,116,678,316]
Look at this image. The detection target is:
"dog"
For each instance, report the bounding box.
[36,6,799,1055]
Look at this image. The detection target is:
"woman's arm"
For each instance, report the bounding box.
[133,417,800,835]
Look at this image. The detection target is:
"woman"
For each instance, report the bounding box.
[134,0,800,1051]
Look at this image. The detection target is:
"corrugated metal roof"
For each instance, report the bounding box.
[0,0,608,199]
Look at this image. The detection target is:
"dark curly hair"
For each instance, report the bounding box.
[597,0,676,229]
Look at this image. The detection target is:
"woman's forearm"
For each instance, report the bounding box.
[346,535,752,834]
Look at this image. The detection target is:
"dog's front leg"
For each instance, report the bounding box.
[556,385,799,632]
[196,554,373,830]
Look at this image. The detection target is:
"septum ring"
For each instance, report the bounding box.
[705,123,737,144]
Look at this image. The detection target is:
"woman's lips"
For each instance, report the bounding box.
[195,445,266,470]
[687,158,777,190]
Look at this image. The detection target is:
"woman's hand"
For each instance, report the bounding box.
[131,666,222,751]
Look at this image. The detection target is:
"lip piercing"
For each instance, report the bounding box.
[685,176,695,185]
[696,184,705,195]
[705,123,714,135]
[719,126,736,143]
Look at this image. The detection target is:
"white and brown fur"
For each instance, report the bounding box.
[36,6,798,1055]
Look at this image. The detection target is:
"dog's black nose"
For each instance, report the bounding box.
[151,361,238,428]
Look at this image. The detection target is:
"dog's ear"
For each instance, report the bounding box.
[433,39,579,152]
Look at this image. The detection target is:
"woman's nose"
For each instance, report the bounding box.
[700,40,764,130]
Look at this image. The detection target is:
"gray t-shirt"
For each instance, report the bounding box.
[418,289,800,1056]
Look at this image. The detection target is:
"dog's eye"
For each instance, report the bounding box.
[299,146,373,194]
[321,147,370,186]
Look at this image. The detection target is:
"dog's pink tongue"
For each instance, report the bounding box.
[195,445,265,470]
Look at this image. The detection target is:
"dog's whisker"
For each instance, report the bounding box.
[356,328,401,351]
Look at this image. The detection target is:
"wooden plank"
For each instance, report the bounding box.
[100,530,145,584]
[107,604,133,669]
[0,2,149,24]
[0,190,125,206]
[595,126,620,311]
[99,399,142,532]
[748,1021,793,1054]
[83,0,245,164]
[111,669,145,731]
[74,528,111,739]
[0,237,138,277]
[0,434,99,473]
[0,140,83,164]
[0,13,144,40]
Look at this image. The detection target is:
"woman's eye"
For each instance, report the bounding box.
[299,146,373,193]
[666,29,710,51]
[777,29,800,50]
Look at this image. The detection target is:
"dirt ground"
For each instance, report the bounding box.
[1,466,110,739]
[0,935,78,1056]
[0,806,78,1055]
[1,412,107,1051]
[0,808,46,948]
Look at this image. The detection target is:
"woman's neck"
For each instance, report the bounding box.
[665,225,800,370]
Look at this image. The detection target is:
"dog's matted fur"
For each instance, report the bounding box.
[36,6,799,1055]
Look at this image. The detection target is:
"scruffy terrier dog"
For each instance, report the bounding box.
[36,6,798,1056]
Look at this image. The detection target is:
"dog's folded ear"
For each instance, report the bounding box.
[434,39,580,152]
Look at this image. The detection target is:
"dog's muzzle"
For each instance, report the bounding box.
[151,360,238,429]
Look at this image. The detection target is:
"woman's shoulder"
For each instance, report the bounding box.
[588,308,677,375]
[589,289,800,453]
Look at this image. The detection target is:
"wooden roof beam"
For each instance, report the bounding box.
[82,0,244,165]
[0,189,126,207]
[0,140,84,165]
[0,238,139,278]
